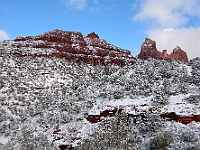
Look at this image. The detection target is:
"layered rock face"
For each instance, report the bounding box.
[2,31,189,65]
[138,38,188,62]
[7,29,135,66]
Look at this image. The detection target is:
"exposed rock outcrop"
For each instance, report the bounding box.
[161,112,200,125]
[86,31,99,39]
[9,29,135,66]
[86,108,123,123]
[59,144,73,150]
[170,46,188,62]
[138,38,188,62]
[87,107,200,125]
[2,31,190,65]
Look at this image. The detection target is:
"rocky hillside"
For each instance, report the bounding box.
[0,30,199,150]
[138,38,188,62]
[1,30,189,67]
[3,29,135,66]
[0,51,200,149]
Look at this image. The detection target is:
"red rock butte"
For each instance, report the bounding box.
[138,38,188,62]
[1,31,189,65]
[9,29,136,66]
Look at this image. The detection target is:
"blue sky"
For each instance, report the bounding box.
[1,0,200,59]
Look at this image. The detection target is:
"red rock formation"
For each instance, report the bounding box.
[59,144,73,150]
[100,108,120,117]
[10,29,135,66]
[86,107,200,125]
[170,46,188,62]
[86,32,99,39]
[160,112,200,125]
[86,115,101,123]
[138,38,159,60]
[86,108,124,123]
[53,129,61,134]
[138,38,188,62]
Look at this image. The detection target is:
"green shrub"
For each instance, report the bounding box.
[149,135,170,150]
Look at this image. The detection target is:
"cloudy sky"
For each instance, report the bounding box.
[1,0,200,59]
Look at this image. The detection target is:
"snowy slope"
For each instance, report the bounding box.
[0,49,200,149]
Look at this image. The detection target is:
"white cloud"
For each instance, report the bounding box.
[0,30,9,41]
[148,27,200,60]
[65,0,87,10]
[134,0,200,28]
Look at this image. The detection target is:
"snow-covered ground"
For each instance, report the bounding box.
[0,51,200,149]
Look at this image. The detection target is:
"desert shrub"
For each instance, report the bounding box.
[152,94,169,106]
[189,57,200,86]
[185,145,200,150]
[113,90,125,99]
[181,131,198,143]
[149,134,170,150]
[75,112,142,150]
[185,95,200,104]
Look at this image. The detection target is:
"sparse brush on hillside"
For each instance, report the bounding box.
[0,54,200,150]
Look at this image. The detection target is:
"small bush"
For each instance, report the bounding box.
[185,95,200,104]
[149,135,170,150]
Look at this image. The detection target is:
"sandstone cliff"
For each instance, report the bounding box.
[138,38,188,62]
[2,31,189,65]
[10,29,136,66]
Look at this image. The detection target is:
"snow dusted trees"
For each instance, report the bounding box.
[189,57,200,86]
[0,52,200,149]
[75,111,143,150]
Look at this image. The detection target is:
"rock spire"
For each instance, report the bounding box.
[138,38,188,62]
